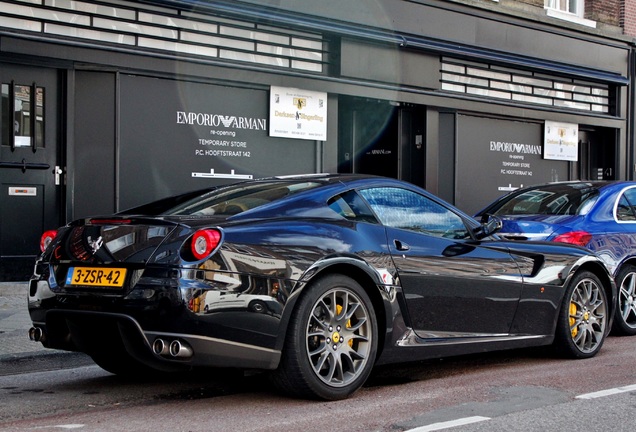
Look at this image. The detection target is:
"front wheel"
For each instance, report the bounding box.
[612,265,636,335]
[271,274,378,400]
[553,270,608,359]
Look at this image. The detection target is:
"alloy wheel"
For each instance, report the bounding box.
[305,287,372,388]
[618,271,636,330]
[568,276,607,354]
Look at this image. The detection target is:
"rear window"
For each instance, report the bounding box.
[493,185,600,216]
[121,181,322,216]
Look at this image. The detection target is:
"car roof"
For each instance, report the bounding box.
[501,180,636,194]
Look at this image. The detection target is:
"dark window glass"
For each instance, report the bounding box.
[327,190,378,223]
[618,188,636,221]
[121,181,322,216]
[493,184,599,216]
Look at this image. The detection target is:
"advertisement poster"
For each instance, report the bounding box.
[544,121,579,161]
[456,115,568,215]
[119,76,317,209]
[269,86,327,141]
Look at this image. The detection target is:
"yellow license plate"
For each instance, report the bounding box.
[66,267,127,288]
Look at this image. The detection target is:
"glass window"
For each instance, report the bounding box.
[493,185,599,216]
[617,188,636,221]
[327,190,378,224]
[1,84,8,147]
[1,83,45,149]
[359,187,470,239]
[121,180,322,216]
[545,0,583,16]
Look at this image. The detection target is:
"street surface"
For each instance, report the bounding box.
[1,336,636,431]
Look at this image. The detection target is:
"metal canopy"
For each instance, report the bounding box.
[143,0,629,86]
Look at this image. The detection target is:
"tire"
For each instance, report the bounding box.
[612,265,636,335]
[553,270,608,359]
[271,274,378,400]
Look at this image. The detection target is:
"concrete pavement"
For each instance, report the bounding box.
[0,282,99,375]
[0,282,45,358]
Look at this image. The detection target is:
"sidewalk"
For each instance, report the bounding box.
[0,281,46,358]
[0,282,94,375]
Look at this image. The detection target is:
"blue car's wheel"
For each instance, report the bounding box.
[612,265,636,335]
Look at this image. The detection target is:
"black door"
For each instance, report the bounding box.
[579,128,616,180]
[398,107,426,188]
[358,186,523,337]
[0,64,61,280]
[387,227,523,336]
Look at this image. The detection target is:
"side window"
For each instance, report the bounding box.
[327,190,378,223]
[359,187,470,239]
[617,188,636,221]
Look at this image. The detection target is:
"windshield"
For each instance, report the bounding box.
[121,181,322,216]
[493,184,600,216]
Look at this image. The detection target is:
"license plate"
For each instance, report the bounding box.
[66,267,127,288]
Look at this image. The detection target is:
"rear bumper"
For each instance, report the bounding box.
[27,277,282,371]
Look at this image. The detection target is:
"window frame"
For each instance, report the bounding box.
[544,0,596,27]
[615,186,636,223]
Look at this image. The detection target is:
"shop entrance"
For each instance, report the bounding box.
[578,129,616,180]
[338,97,426,187]
[0,64,62,280]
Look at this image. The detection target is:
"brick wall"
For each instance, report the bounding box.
[621,0,636,35]
[587,0,621,26]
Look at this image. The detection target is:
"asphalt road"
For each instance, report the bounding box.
[1,335,635,431]
[3,281,636,431]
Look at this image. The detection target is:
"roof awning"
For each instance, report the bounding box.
[145,0,629,85]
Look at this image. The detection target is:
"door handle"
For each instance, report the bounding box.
[54,166,64,185]
[394,240,410,251]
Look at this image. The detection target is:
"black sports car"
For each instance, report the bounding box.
[29,174,615,400]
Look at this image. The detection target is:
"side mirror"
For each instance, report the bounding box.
[475,214,502,239]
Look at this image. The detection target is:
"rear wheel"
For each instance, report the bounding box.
[612,265,636,335]
[271,274,378,400]
[554,270,608,358]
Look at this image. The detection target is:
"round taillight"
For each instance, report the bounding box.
[190,229,221,260]
[40,230,58,252]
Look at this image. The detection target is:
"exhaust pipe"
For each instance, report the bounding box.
[169,340,193,358]
[28,327,45,342]
[152,338,169,356]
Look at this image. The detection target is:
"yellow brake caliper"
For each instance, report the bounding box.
[336,304,353,347]
[569,302,578,338]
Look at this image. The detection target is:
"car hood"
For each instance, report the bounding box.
[497,214,581,241]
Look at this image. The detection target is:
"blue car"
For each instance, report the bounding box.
[476,180,636,335]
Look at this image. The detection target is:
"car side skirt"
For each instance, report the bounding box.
[376,329,553,365]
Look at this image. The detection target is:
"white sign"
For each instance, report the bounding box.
[9,187,37,196]
[544,121,578,161]
[269,86,327,141]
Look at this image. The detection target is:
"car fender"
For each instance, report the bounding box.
[559,254,617,332]
[273,254,400,356]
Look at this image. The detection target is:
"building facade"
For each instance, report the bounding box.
[0,0,633,279]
